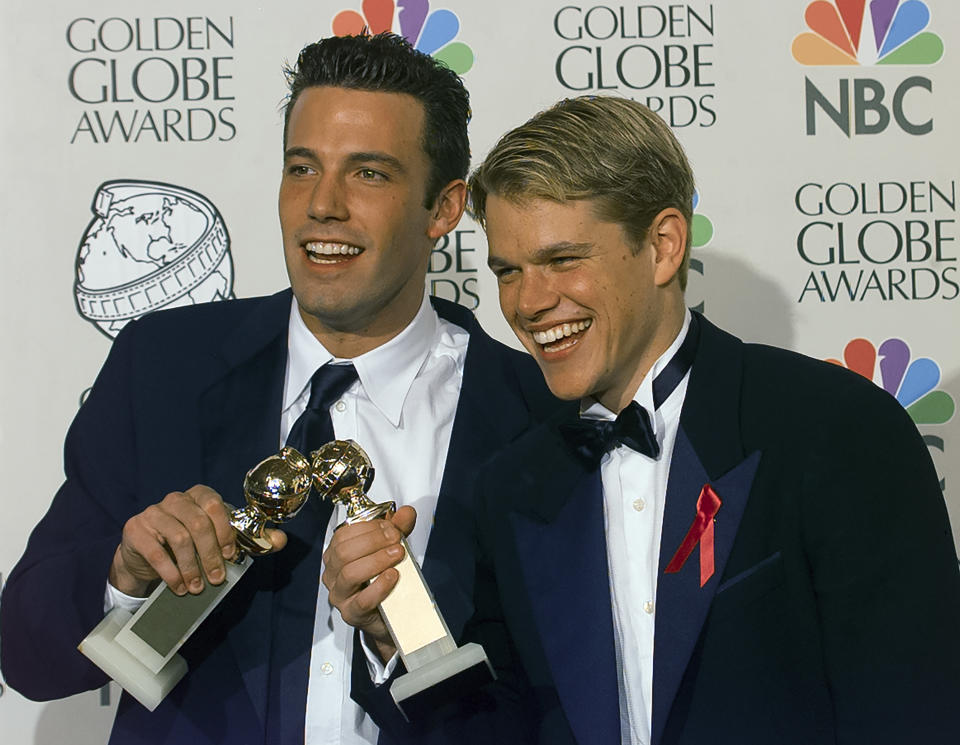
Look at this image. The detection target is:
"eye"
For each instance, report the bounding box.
[493,267,519,283]
[551,255,580,269]
[285,163,315,177]
[357,168,387,182]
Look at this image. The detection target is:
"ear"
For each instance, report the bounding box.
[649,208,687,287]
[426,179,468,240]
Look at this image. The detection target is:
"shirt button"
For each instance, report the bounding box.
[334,401,346,412]
[320,662,334,675]
[643,600,654,614]
[632,498,646,512]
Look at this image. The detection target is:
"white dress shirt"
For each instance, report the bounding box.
[581,310,691,745]
[283,293,467,745]
[107,292,468,745]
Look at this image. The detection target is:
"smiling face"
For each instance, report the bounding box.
[486,195,686,412]
[279,85,465,357]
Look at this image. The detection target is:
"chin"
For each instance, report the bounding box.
[541,375,590,402]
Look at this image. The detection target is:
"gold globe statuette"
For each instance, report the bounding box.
[310,440,494,720]
[79,445,316,711]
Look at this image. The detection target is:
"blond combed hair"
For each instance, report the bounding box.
[469,96,695,289]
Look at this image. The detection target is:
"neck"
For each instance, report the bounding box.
[299,292,424,359]
[597,299,686,413]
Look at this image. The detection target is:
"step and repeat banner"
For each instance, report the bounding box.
[1,1,957,741]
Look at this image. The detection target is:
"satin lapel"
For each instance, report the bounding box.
[650,313,762,745]
[511,431,621,745]
[197,290,290,729]
[423,299,537,639]
[651,430,759,745]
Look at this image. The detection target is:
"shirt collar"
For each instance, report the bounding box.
[284,292,438,427]
[580,308,693,428]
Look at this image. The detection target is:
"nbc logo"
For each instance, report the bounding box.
[332,0,474,74]
[827,338,955,425]
[794,1,943,135]
[793,0,943,65]
[687,189,714,313]
[691,190,713,250]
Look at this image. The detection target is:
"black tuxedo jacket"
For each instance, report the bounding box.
[0,290,564,745]
[448,313,960,745]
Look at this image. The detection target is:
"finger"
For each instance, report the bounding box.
[122,507,196,594]
[328,519,388,551]
[162,493,227,589]
[264,528,287,552]
[327,521,404,570]
[390,506,417,538]
[188,484,237,560]
[118,515,175,591]
[339,568,400,627]
[325,544,405,602]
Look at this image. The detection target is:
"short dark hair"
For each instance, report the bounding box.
[283,33,471,208]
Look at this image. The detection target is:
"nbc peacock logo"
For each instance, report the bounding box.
[827,338,955,425]
[332,0,474,74]
[691,190,714,250]
[687,189,714,313]
[793,0,944,66]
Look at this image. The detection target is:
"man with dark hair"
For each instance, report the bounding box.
[283,34,469,209]
[0,34,560,745]
[446,95,960,744]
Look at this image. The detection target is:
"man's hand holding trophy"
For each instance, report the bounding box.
[80,440,492,718]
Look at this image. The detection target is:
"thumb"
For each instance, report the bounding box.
[390,505,417,538]
[265,527,288,552]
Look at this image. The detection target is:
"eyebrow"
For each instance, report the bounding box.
[283,146,406,174]
[487,241,594,270]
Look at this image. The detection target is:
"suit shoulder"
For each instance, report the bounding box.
[739,341,921,447]
[131,294,276,336]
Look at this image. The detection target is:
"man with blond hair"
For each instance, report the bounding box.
[440,95,960,744]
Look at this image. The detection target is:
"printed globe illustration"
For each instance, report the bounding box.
[74,180,234,338]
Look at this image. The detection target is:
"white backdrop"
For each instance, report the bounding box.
[2,1,957,741]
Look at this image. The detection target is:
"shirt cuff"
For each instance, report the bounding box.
[104,581,149,615]
[361,632,400,685]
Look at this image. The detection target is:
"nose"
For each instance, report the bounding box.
[307,173,348,222]
[515,269,559,321]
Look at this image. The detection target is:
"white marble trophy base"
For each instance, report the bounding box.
[381,539,494,720]
[79,556,251,710]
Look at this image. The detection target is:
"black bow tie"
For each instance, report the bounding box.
[561,401,660,463]
[558,314,701,465]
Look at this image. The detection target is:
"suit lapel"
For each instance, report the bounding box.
[651,314,762,745]
[510,423,621,745]
[195,290,291,730]
[423,298,540,639]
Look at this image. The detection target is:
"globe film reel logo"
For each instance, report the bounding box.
[74,180,235,338]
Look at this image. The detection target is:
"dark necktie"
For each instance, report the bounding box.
[560,315,700,464]
[265,363,357,745]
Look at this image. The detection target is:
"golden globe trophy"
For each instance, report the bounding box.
[312,440,494,721]
[79,447,314,711]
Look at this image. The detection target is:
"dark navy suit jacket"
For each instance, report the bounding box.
[0,290,564,745]
[426,313,960,745]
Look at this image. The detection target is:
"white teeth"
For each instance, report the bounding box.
[531,319,592,345]
[305,242,362,257]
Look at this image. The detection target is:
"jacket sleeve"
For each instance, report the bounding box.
[803,386,960,743]
[0,321,143,700]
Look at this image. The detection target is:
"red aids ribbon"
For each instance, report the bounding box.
[664,484,722,587]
